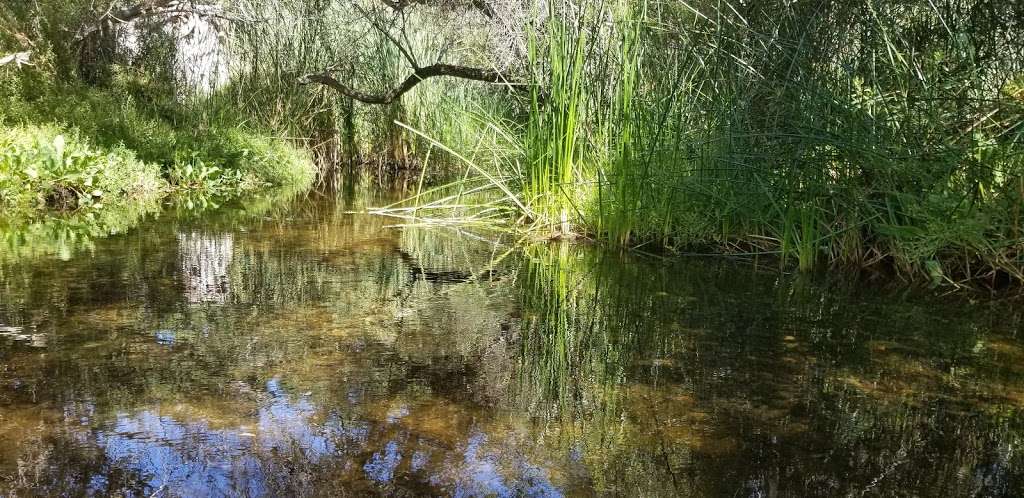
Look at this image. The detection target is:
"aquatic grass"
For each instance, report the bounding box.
[522,1,589,234]
[429,0,1024,288]
[392,120,533,217]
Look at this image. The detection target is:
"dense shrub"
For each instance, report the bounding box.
[0,125,165,216]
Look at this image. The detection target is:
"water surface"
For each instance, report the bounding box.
[1,187,1023,496]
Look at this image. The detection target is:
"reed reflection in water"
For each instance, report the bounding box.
[0,189,1022,496]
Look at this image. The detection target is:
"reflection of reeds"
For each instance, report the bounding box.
[515,244,631,418]
[507,236,1024,494]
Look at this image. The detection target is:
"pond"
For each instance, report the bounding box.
[1,182,1023,496]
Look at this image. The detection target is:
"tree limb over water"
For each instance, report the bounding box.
[300,0,518,104]
[379,0,496,18]
[300,63,522,105]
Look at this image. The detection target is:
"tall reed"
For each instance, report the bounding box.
[481,0,1024,286]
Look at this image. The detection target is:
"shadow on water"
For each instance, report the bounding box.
[1,175,1023,496]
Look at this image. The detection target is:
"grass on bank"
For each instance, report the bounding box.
[373,0,1024,289]
[0,65,316,219]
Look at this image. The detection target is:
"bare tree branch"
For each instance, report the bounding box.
[470,0,495,18]
[379,0,494,18]
[301,0,523,104]
[352,2,420,69]
[75,0,178,41]
[300,63,523,104]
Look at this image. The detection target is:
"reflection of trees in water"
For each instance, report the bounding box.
[510,245,1024,495]
[5,191,1024,495]
[178,231,233,304]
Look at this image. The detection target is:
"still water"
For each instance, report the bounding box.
[1,186,1023,496]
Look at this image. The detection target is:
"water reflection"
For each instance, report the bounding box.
[82,379,336,496]
[179,231,234,304]
[32,377,565,496]
[1,185,1023,496]
[0,324,47,348]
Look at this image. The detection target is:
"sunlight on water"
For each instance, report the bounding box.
[1,184,1023,496]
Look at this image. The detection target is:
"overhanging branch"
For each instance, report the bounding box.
[75,0,178,41]
[300,63,523,104]
[380,0,495,18]
[75,1,247,41]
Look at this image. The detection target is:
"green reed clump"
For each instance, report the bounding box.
[461,0,1024,287]
[522,3,588,230]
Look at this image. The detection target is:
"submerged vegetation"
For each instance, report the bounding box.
[2,0,1023,288]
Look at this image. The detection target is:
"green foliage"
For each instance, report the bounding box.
[0,125,166,217]
[183,128,316,189]
[5,0,1023,287]
[0,66,315,218]
[434,0,1024,287]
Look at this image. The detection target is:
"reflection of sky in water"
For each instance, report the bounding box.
[364,440,401,482]
[260,377,336,457]
[445,433,562,498]
[154,330,176,345]
[80,377,562,496]
[97,411,265,497]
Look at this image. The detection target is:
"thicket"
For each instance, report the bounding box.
[0,1,315,220]
[520,0,1024,288]
[4,0,1023,287]
[264,0,1023,287]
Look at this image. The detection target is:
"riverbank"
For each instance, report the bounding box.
[365,1,1024,291]
[5,0,1021,291]
[0,68,316,224]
